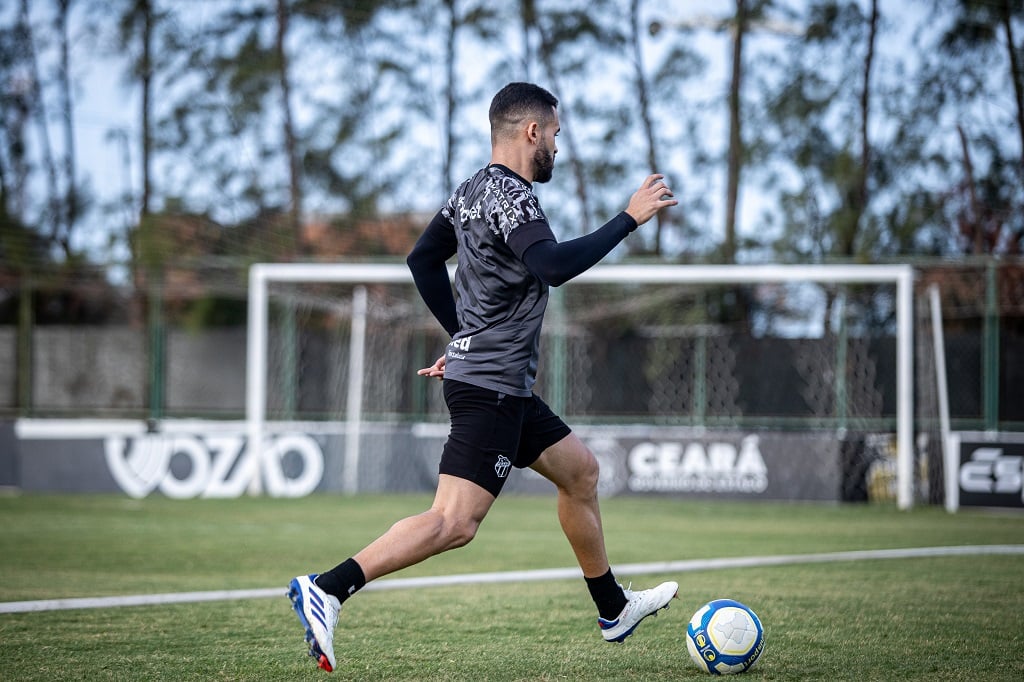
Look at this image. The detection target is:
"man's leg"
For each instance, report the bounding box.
[289,474,496,671]
[530,433,678,643]
[353,473,497,581]
[529,432,610,578]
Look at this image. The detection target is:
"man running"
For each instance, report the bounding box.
[289,81,679,673]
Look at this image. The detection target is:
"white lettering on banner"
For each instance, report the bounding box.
[205,436,250,498]
[960,447,1024,498]
[104,433,324,499]
[627,435,768,494]
[158,436,211,499]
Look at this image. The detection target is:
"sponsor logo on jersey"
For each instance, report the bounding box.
[448,335,472,360]
[456,195,483,222]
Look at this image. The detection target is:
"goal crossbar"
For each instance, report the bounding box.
[246,263,915,508]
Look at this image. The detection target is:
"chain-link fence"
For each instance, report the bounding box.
[2,260,1022,504]
[3,261,1022,425]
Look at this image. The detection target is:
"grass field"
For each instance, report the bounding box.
[1,493,1022,681]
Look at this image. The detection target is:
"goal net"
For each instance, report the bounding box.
[246,263,916,506]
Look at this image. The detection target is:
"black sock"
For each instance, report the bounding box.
[586,569,628,621]
[314,558,366,604]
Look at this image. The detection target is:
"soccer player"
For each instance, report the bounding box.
[288,81,680,672]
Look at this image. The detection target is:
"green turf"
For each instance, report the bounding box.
[0,493,1022,680]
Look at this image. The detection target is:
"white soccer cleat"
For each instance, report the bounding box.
[598,580,679,643]
[288,574,340,672]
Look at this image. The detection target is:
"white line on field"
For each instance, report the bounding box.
[2,544,1022,614]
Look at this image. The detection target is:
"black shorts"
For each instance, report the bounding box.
[439,379,572,497]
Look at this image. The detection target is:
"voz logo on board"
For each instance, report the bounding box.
[104,433,324,499]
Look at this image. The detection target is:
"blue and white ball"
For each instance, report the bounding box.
[685,599,765,675]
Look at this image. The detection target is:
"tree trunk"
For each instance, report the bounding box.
[57,0,77,257]
[443,0,457,195]
[140,0,153,218]
[20,0,63,251]
[132,0,155,332]
[1001,0,1024,176]
[724,0,746,263]
[957,124,983,254]
[844,0,878,258]
[630,0,664,255]
[520,0,536,80]
[534,19,592,234]
[276,0,301,255]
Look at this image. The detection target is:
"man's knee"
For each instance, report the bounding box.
[532,435,602,496]
[574,448,601,495]
[558,441,600,498]
[429,473,495,551]
[438,512,480,549]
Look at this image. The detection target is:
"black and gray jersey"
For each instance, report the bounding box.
[439,164,556,397]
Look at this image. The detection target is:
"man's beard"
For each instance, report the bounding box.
[533,142,555,183]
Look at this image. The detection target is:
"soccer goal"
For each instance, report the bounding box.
[246,263,916,507]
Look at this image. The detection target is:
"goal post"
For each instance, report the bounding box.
[246,262,916,508]
[246,262,443,494]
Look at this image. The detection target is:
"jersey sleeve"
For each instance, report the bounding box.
[489,173,555,259]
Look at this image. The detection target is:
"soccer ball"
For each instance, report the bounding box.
[685,599,765,675]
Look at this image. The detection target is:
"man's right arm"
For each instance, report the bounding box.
[407,211,459,337]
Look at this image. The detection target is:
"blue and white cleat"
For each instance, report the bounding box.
[598,580,678,643]
[288,574,340,672]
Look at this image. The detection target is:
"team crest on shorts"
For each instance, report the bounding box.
[494,455,511,478]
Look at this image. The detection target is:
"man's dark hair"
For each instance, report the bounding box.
[488,82,558,144]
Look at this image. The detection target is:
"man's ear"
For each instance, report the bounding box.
[526,121,539,144]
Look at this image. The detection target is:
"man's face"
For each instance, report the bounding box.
[532,109,559,184]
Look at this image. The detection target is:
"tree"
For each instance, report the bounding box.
[521,1,597,233]
[926,0,1024,254]
[0,0,98,261]
[274,0,301,249]
[724,0,749,264]
[758,0,890,261]
[629,0,665,254]
[112,0,157,220]
[17,0,64,255]
[628,1,714,258]
[55,0,82,255]
[158,1,304,253]
[0,13,33,223]
[435,0,505,195]
[294,0,438,232]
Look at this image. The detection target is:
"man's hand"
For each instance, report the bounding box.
[417,354,446,380]
[624,173,678,226]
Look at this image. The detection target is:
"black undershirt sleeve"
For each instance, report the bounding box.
[406,211,459,336]
[516,211,638,287]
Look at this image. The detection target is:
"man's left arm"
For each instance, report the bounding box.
[407,212,459,336]
[510,212,637,287]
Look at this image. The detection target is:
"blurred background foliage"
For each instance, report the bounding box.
[0,0,1021,280]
